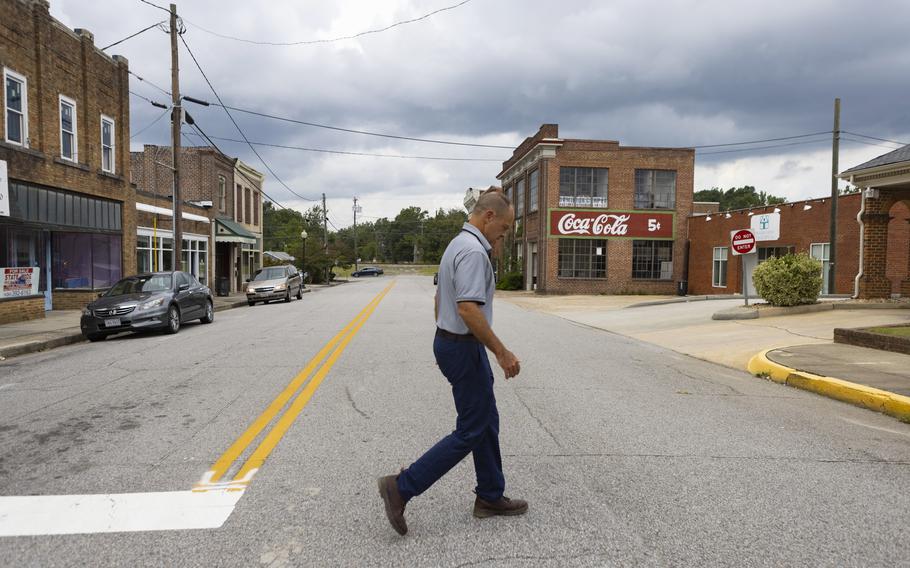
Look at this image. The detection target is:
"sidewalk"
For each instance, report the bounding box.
[501,294,910,422]
[0,287,325,361]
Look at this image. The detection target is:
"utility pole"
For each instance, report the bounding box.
[828,98,840,294]
[322,193,328,284]
[169,3,182,271]
[353,196,359,271]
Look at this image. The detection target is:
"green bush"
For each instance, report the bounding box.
[496,271,524,291]
[751,253,822,307]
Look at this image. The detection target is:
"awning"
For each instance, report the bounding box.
[265,251,295,262]
[215,218,258,244]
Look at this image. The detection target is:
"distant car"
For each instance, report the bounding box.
[352,266,383,277]
[80,271,213,342]
[246,265,304,306]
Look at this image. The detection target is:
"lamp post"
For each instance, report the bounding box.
[300,230,308,284]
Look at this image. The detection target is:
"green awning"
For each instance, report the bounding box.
[215,218,258,244]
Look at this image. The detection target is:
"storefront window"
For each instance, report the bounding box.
[632,240,673,280]
[0,225,47,292]
[558,239,607,279]
[137,235,152,273]
[52,232,122,289]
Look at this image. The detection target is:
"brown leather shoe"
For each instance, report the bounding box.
[473,496,529,518]
[377,474,408,535]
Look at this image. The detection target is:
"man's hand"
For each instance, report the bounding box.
[495,348,521,379]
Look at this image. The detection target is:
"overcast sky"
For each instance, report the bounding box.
[52,0,910,227]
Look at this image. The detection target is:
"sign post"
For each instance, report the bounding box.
[731,229,757,306]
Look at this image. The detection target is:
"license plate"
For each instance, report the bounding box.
[104,318,121,327]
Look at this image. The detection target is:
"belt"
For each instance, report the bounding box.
[435,328,479,343]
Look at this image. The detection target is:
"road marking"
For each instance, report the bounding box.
[0,490,242,537]
[0,282,395,537]
[196,281,395,491]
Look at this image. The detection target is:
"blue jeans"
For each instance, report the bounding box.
[396,336,505,502]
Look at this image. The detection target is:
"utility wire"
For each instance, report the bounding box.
[690,131,832,149]
[102,20,166,51]
[128,70,172,97]
[179,34,318,202]
[187,123,289,210]
[696,138,832,156]
[841,131,909,147]
[131,108,170,139]
[192,133,504,162]
[211,103,515,149]
[137,0,170,14]
[840,136,905,150]
[182,0,472,46]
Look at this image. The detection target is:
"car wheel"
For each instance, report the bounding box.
[284,290,291,303]
[200,300,214,324]
[248,300,256,306]
[165,305,181,334]
[85,332,105,342]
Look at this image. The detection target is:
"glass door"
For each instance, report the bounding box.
[810,243,831,294]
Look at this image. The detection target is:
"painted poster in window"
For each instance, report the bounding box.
[1,267,39,298]
[549,209,674,239]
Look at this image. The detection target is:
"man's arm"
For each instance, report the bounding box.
[457,301,520,379]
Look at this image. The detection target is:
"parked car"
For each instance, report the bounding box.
[246,265,304,306]
[80,271,213,342]
[352,266,384,277]
[433,272,438,285]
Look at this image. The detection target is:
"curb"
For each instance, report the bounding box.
[713,303,833,320]
[747,349,910,422]
[625,295,738,308]
[0,332,86,360]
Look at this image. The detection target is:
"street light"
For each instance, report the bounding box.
[300,230,308,285]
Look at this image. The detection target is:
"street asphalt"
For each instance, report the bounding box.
[1,276,908,566]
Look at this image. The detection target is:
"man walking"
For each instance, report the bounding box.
[378,190,527,536]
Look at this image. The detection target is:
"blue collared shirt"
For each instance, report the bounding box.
[435,223,494,334]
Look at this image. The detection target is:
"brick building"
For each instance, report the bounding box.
[686,193,910,297]
[839,144,910,299]
[1,0,133,323]
[130,146,264,295]
[497,124,694,294]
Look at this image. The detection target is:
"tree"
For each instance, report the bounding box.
[694,186,786,211]
[263,202,333,283]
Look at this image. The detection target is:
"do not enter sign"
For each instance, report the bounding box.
[731,229,756,255]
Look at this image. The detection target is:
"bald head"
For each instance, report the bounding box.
[472,189,512,217]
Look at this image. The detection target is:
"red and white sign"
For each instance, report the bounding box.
[1,267,39,298]
[549,210,674,239]
[731,229,756,255]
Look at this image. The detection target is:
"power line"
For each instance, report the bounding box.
[179,34,318,203]
[193,133,504,162]
[691,131,832,149]
[137,0,170,14]
[131,108,170,139]
[841,131,909,147]
[182,0,472,46]
[128,70,172,97]
[102,20,166,51]
[841,136,905,150]
[186,123,289,210]
[696,138,832,156]
[211,104,515,149]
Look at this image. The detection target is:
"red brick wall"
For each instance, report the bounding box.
[502,128,694,295]
[686,193,910,296]
[52,289,97,311]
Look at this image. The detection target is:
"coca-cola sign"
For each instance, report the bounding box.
[549,210,674,239]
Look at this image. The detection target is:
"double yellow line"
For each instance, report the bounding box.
[194,281,395,492]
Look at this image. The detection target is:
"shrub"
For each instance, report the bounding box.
[496,271,524,291]
[751,253,822,307]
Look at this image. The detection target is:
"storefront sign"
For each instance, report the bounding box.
[0,160,9,217]
[750,211,780,241]
[549,210,674,239]
[1,267,40,298]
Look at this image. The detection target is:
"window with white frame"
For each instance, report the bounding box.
[137,230,207,283]
[810,242,830,293]
[101,115,115,173]
[59,95,77,161]
[218,176,226,212]
[528,169,539,213]
[712,247,728,287]
[4,68,28,146]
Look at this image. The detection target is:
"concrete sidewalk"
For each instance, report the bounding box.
[501,293,910,422]
[0,286,326,361]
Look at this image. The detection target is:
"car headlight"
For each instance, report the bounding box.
[138,297,165,311]
[274,283,286,290]
[82,307,92,316]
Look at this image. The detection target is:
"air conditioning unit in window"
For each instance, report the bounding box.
[660,261,673,280]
